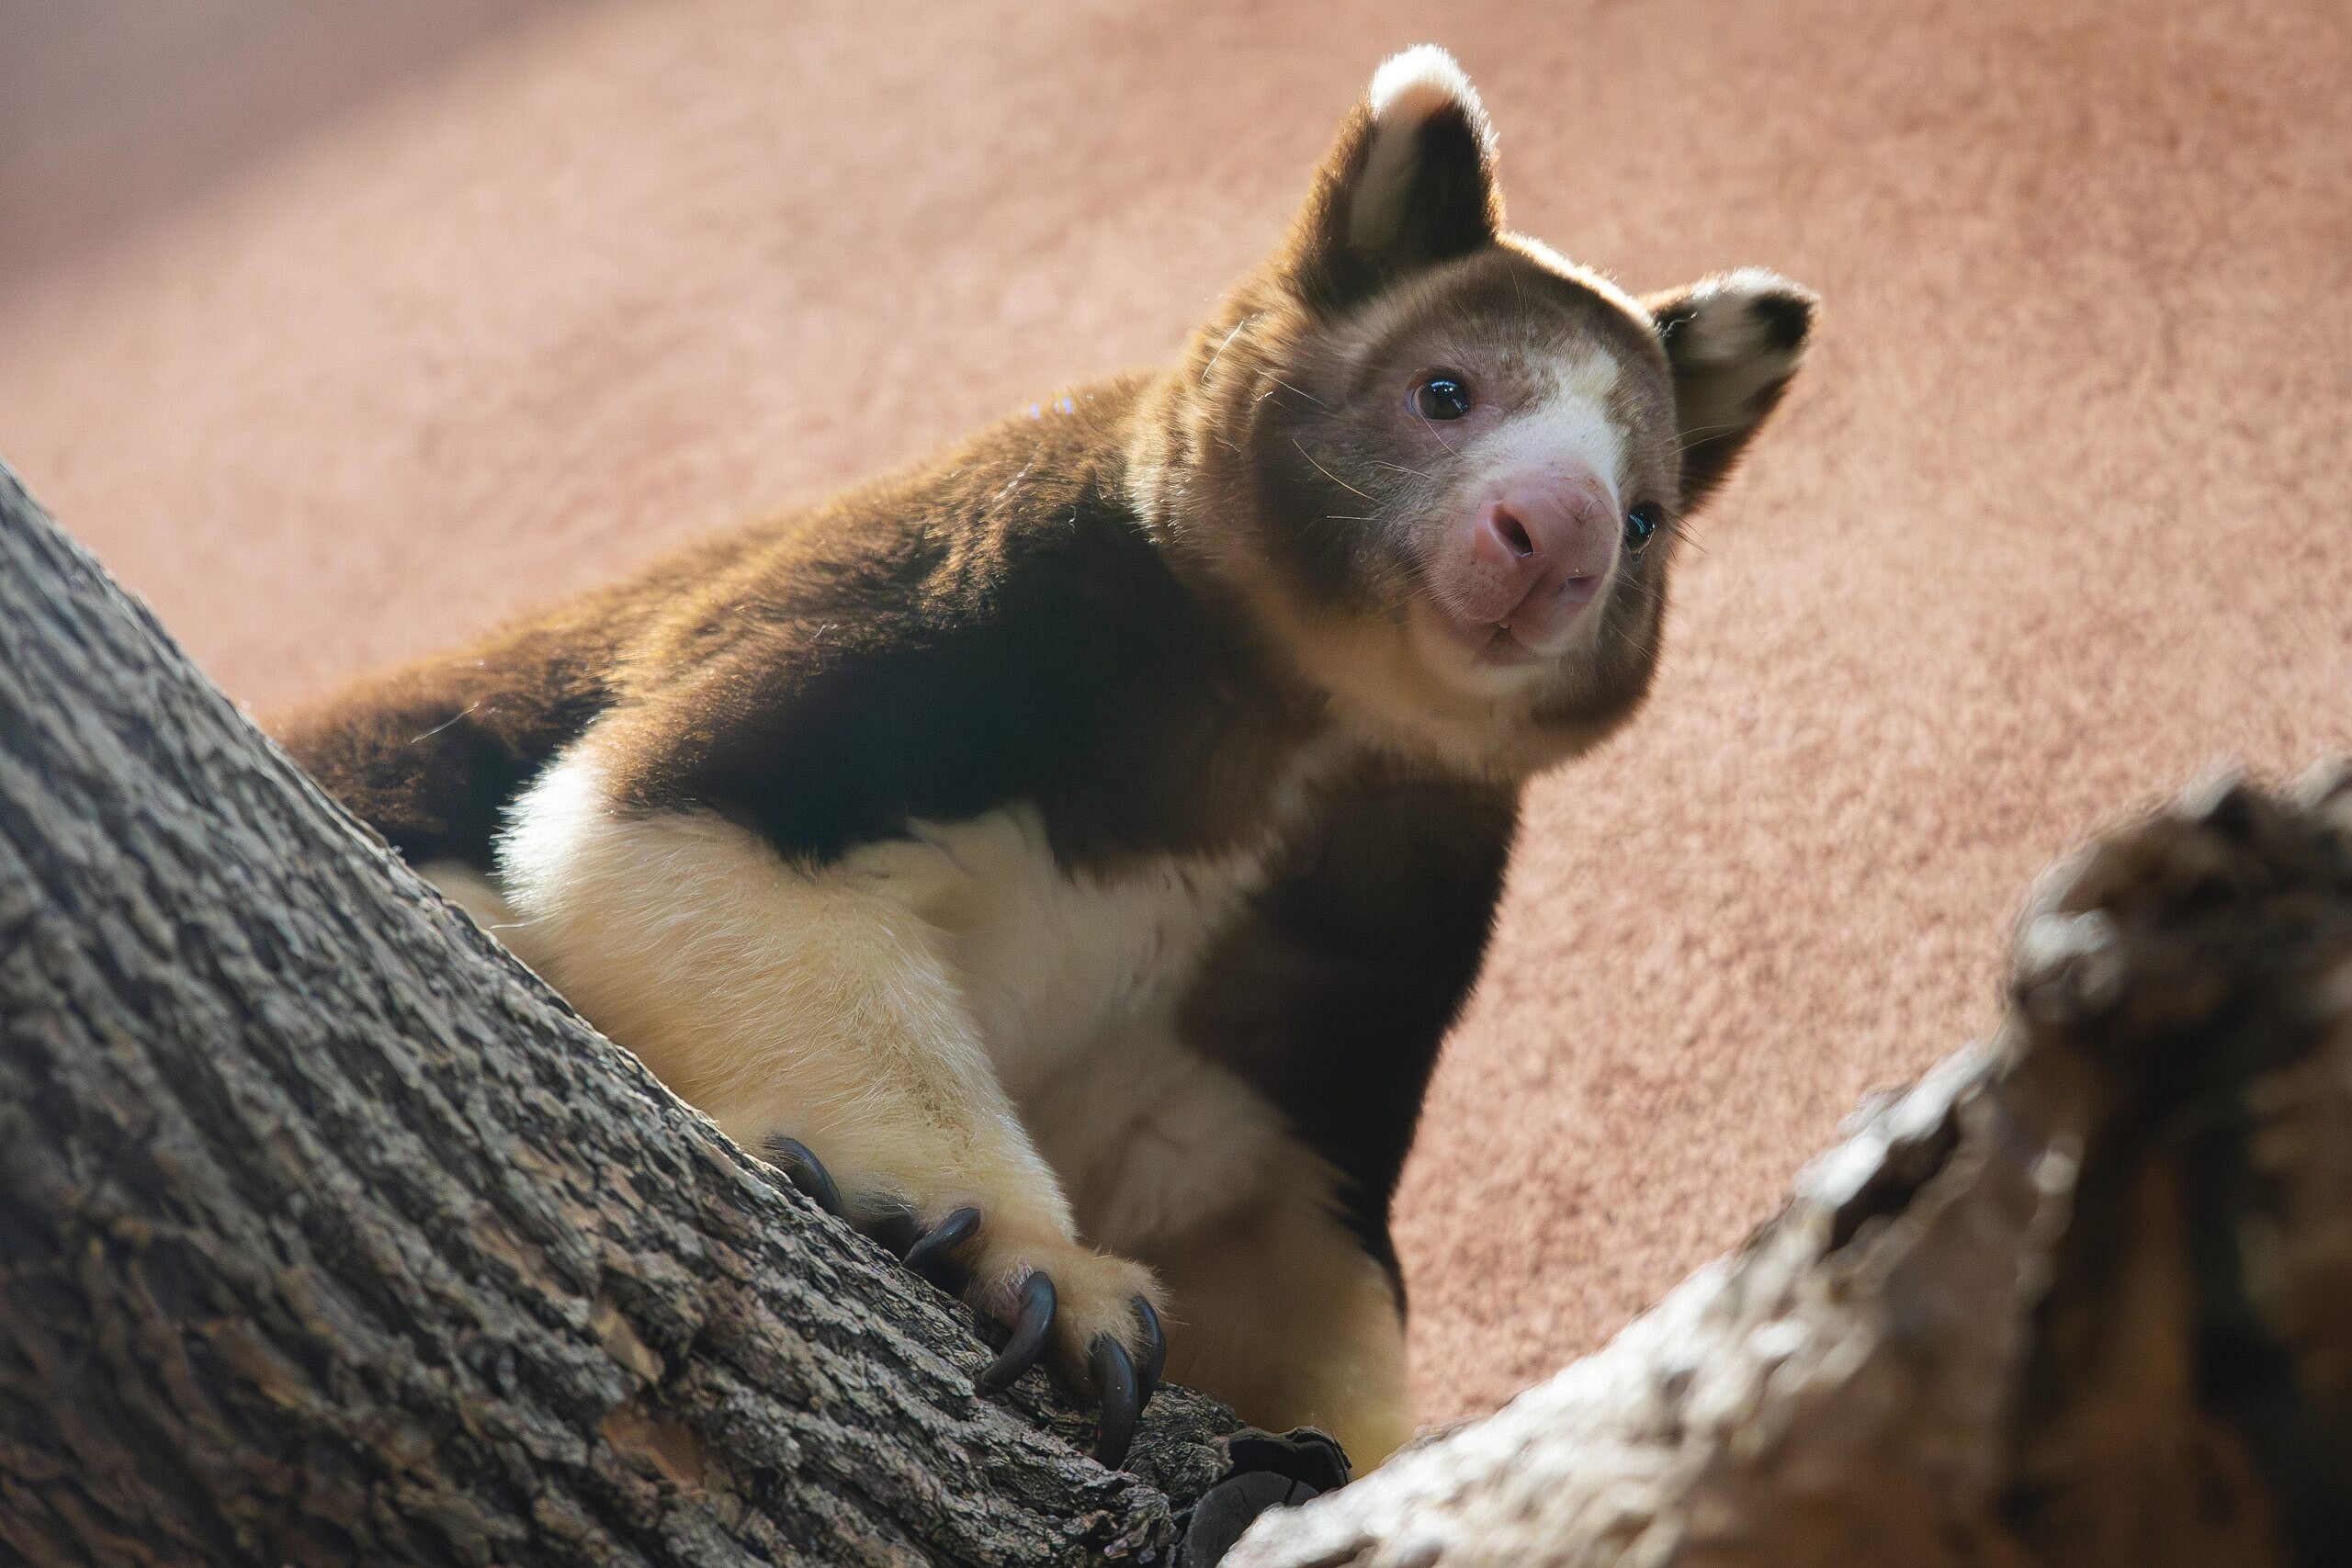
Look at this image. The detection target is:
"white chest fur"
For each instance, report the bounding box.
[475,742,1331,1258]
[837,801,1301,1249]
[841,805,1265,1095]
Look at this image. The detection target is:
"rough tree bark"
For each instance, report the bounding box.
[1227,766,2352,1564]
[0,465,1250,1567]
[6,459,2351,1568]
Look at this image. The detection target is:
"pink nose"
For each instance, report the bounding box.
[1456,479,1619,646]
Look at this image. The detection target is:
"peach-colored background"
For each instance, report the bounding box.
[5,0,2346,1423]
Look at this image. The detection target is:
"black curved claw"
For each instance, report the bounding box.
[763,1136,845,1218]
[1090,1334,1140,1471]
[902,1206,980,1292]
[977,1271,1057,1393]
[1132,1296,1167,1412]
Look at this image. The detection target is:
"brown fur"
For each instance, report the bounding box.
[277,46,1814,1463]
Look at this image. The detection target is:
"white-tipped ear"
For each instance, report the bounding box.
[1645,267,1816,507]
[1281,47,1502,312]
[1352,47,1493,252]
[1367,43,1477,118]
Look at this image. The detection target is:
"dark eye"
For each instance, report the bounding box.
[1624,502,1665,554]
[1411,374,1474,421]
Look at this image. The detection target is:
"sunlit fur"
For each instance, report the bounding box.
[280,47,1813,1468]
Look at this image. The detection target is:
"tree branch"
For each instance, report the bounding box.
[1229,763,2352,1564]
[0,463,1244,1566]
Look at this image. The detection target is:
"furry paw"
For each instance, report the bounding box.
[765,1136,1167,1469]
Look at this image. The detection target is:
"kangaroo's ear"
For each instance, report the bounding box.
[1279,46,1502,314]
[1645,269,1817,509]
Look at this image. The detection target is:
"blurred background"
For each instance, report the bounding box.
[3,0,2346,1422]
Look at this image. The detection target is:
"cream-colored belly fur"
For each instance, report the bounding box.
[427,750,1300,1257]
[832,801,1298,1253]
[419,741,1408,1462]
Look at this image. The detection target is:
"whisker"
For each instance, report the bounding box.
[1292,438,1376,502]
[1412,406,1460,455]
[1260,374,1329,410]
[1668,421,1747,454]
[1199,315,1253,387]
[1657,506,1708,556]
[409,702,481,744]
